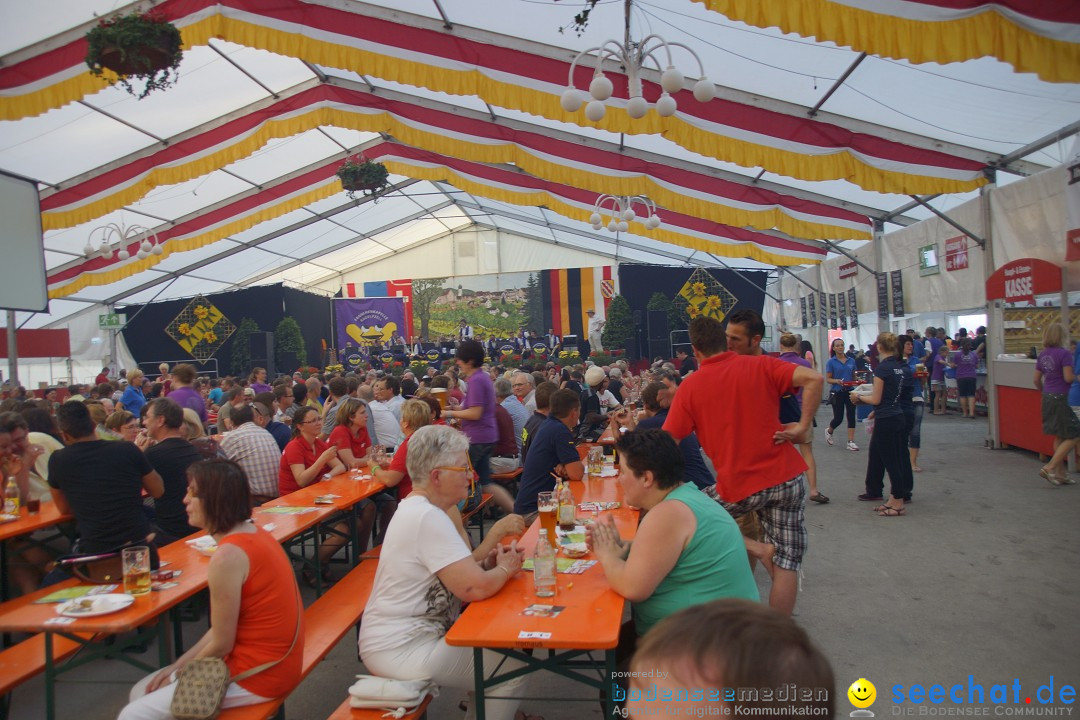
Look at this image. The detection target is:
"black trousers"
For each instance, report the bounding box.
[865,414,911,501]
[829,389,856,431]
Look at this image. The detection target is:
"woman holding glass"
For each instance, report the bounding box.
[118,460,304,720]
[358,425,536,720]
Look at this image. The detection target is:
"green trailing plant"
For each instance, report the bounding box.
[336,154,390,199]
[84,9,183,99]
[274,317,307,371]
[230,317,260,376]
[601,295,634,351]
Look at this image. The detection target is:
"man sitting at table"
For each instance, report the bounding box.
[142,398,203,544]
[45,402,164,582]
[512,389,583,521]
[587,429,757,650]
[221,403,282,506]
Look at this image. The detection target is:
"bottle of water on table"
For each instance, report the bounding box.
[533,530,556,598]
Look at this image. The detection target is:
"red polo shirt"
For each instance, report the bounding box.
[663,351,807,503]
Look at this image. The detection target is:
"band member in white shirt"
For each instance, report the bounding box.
[458,318,474,341]
[587,309,606,353]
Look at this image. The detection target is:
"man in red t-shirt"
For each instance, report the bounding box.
[663,316,823,615]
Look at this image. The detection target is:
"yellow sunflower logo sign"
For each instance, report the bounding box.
[673,268,737,324]
[165,295,236,361]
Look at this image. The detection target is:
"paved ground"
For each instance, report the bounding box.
[8,408,1080,719]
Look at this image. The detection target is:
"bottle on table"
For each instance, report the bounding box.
[533,530,556,598]
[3,477,19,514]
[557,480,576,530]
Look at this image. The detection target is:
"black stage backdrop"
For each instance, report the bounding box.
[120,284,331,377]
[617,265,768,359]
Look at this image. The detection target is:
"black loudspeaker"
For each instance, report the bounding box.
[248,332,274,376]
[647,311,668,340]
[648,339,670,361]
[278,351,299,374]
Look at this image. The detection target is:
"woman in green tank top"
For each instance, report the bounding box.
[587,429,759,640]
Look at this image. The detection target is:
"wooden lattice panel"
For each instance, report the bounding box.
[1002,307,1080,355]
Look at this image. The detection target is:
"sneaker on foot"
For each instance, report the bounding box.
[825,430,834,446]
[846,441,859,451]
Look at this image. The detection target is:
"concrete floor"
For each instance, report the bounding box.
[7,408,1080,719]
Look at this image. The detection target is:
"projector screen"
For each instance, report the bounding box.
[0,171,47,312]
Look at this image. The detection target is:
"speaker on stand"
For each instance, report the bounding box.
[248,331,275,378]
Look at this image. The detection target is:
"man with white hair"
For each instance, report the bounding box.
[510,371,537,413]
[607,367,625,404]
[586,309,605,353]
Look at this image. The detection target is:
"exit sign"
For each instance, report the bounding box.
[98,313,125,328]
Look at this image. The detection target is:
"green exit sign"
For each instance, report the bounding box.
[98,313,125,328]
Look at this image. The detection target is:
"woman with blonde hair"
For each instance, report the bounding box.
[118,369,147,414]
[1034,322,1080,484]
[852,332,911,516]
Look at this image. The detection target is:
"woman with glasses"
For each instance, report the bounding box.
[105,410,141,443]
[358,425,537,720]
[278,405,348,585]
[119,460,304,720]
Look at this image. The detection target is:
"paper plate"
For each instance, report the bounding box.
[57,593,135,618]
[0,513,18,524]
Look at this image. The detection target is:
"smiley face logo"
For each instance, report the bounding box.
[848,678,877,709]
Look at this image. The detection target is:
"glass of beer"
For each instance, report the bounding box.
[537,492,558,548]
[122,546,152,596]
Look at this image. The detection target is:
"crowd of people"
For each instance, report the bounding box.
[9,315,1003,718]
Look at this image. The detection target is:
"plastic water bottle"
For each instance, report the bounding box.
[533,530,556,598]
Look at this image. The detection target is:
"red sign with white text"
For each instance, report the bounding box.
[985,258,1061,303]
[945,236,968,271]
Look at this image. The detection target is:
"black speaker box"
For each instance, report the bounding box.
[647,310,668,340]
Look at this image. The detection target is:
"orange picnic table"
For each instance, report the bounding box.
[0,472,384,720]
[0,501,73,601]
[445,469,637,720]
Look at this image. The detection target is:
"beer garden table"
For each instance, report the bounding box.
[445,458,636,720]
[0,470,384,720]
[0,502,73,602]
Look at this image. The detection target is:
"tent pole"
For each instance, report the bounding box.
[7,310,18,387]
[981,173,1000,450]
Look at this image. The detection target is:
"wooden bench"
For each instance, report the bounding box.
[218,558,380,720]
[0,632,95,720]
[326,694,431,719]
[490,466,522,494]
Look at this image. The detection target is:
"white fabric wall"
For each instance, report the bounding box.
[318,227,622,290]
[6,304,136,387]
[771,161,1070,336]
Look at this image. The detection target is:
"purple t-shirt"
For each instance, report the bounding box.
[167,385,207,423]
[931,354,947,382]
[1037,346,1073,394]
[952,351,979,380]
[778,352,811,401]
[461,369,498,444]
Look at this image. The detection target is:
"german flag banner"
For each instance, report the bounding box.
[540,267,615,340]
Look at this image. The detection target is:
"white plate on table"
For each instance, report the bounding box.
[0,513,18,523]
[56,593,135,618]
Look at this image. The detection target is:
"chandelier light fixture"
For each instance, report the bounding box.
[561,32,714,122]
[84,222,163,261]
[590,195,661,232]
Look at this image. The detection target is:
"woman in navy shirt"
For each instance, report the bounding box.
[824,338,858,451]
[852,333,911,516]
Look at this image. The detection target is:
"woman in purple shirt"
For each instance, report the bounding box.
[948,338,980,418]
[444,339,515,514]
[166,363,207,424]
[1034,323,1080,485]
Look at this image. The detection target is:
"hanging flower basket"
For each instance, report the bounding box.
[85,9,183,99]
[337,155,390,199]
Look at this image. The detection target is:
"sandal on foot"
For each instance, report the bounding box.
[1040,467,1063,486]
[878,505,905,517]
[809,492,830,504]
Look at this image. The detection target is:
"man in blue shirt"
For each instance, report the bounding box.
[513,389,584,519]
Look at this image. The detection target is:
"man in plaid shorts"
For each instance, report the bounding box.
[664,316,823,615]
